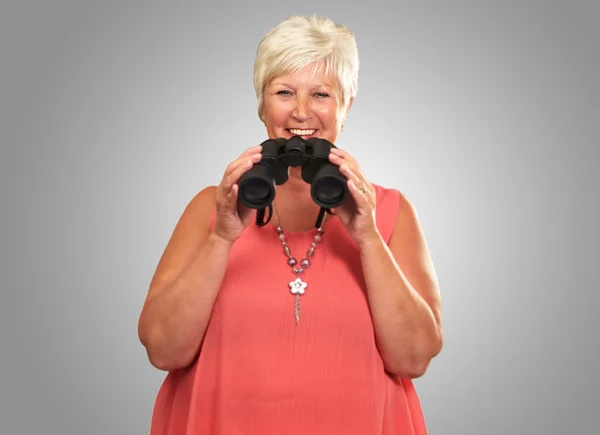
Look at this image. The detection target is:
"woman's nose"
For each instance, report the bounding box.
[292,96,311,122]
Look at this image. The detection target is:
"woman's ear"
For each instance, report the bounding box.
[340,97,354,130]
[347,96,354,113]
[344,96,354,118]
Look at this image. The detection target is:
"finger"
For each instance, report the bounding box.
[236,186,255,221]
[338,162,369,192]
[219,155,266,214]
[329,152,365,180]
[217,162,249,209]
[216,181,238,210]
[225,155,261,189]
[240,144,263,158]
[220,152,262,193]
[339,163,374,201]
[221,145,262,179]
[224,146,263,178]
[347,179,371,205]
[337,162,359,183]
[329,147,359,166]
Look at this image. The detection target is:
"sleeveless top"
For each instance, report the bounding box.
[148,184,428,434]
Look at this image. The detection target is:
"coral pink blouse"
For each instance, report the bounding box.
[149,184,428,434]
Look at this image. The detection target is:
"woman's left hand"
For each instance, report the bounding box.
[328,147,380,245]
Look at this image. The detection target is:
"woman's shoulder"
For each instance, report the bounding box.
[372,183,399,213]
[371,183,415,242]
[175,185,219,232]
[372,183,413,210]
[183,185,217,212]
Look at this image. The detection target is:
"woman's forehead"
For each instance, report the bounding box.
[269,66,339,89]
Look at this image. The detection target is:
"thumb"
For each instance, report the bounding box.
[232,185,253,224]
[238,204,254,226]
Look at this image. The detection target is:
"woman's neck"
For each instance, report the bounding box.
[272,168,332,232]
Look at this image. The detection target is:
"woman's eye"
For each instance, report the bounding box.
[314,92,329,98]
[277,90,292,96]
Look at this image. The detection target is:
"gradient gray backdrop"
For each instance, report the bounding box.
[2,0,599,434]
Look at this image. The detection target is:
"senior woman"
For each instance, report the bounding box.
[138,14,443,435]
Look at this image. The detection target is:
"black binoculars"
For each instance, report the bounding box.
[238,135,348,222]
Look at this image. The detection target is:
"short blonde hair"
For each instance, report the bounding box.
[253,15,359,123]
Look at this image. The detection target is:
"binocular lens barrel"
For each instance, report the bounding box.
[238,164,276,208]
[311,164,347,208]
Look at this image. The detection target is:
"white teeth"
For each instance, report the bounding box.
[289,129,316,135]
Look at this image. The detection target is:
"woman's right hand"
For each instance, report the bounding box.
[212,145,263,243]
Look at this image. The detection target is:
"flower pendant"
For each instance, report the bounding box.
[289,277,307,295]
[289,277,307,324]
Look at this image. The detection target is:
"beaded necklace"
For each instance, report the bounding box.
[272,204,325,325]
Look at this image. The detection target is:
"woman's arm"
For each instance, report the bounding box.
[138,186,233,371]
[359,192,443,378]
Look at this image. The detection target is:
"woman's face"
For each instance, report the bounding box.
[262,63,351,144]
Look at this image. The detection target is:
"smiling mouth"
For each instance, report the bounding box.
[286,128,317,138]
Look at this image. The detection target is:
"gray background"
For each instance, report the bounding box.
[2,0,598,434]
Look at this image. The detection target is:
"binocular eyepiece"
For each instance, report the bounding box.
[238,135,348,212]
